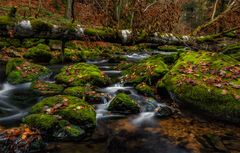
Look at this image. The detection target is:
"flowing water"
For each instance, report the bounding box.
[1,52,239,153]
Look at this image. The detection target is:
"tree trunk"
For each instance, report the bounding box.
[66,0,75,21]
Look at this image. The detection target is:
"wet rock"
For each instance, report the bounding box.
[122,55,168,85]
[0,126,45,153]
[63,86,105,104]
[116,89,132,95]
[55,63,110,87]
[23,43,52,62]
[108,93,140,114]
[23,95,96,140]
[161,51,240,123]
[154,105,173,118]
[6,58,50,84]
[31,80,64,96]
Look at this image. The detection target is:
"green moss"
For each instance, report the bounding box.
[0,16,15,27]
[24,43,52,62]
[55,63,110,86]
[136,82,154,97]
[22,38,46,48]
[158,45,178,52]
[31,80,64,96]
[84,28,114,37]
[108,93,140,114]
[31,19,53,32]
[196,35,216,43]
[222,43,240,54]
[6,58,50,84]
[161,51,240,123]
[63,125,85,137]
[29,95,96,128]
[123,55,169,85]
[63,86,91,98]
[23,114,58,130]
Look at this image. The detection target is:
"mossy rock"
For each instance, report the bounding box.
[23,95,96,139]
[23,114,59,131]
[6,58,50,84]
[64,48,85,63]
[161,51,240,123]
[63,86,104,104]
[0,16,15,29]
[108,93,140,114]
[55,63,110,87]
[24,44,52,62]
[84,28,114,37]
[31,80,64,96]
[0,38,21,49]
[123,55,169,85]
[22,38,46,48]
[136,82,154,97]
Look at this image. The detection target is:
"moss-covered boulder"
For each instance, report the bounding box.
[50,48,85,64]
[6,58,50,84]
[136,82,154,97]
[161,51,240,123]
[31,80,64,96]
[123,55,169,85]
[23,95,96,140]
[55,63,110,87]
[63,86,104,104]
[108,93,140,114]
[24,44,52,62]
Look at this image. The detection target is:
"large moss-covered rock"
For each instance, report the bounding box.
[63,86,104,104]
[23,95,96,139]
[161,51,240,123]
[6,58,50,84]
[55,63,110,86]
[31,80,64,96]
[123,55,169,85]
[108,93,140,114]
[24,44,52,62]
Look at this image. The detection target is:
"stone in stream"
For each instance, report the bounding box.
[108,93,140,114]
[63,86,106,104]
[154,105,174,118]
[159,51,240,123]
[55,63,110,87]
[23,95,96,140]
[6,58,51,84]
[31,80,64,96]
[122,55,169,85]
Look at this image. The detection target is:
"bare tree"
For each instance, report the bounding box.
[66,0,75,22]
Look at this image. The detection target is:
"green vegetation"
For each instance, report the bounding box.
[31,80,64,96]
[55,63,110,86]
[108,93,140,114]
[123,55,169,85]
[136,82,154,97]
[161,51,240,123]
[24,95,96,139]
[24,44,52,62]
[6,58,50,84]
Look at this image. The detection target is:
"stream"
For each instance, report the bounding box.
[0,51,239,153]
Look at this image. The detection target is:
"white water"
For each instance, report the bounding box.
[124,53,150,61]
[0,82,32,123]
